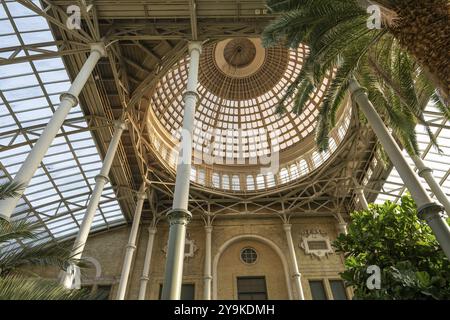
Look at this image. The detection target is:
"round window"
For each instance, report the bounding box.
[240,247,258,264]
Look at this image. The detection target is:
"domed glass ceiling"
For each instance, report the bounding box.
[147,37,351,191]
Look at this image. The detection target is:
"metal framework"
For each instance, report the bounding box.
[1,0,449,253]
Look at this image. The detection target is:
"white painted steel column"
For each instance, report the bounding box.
[355,187,369,210]
[283,224,305,300]
[116,184,146,300]
[203,226,213,300]
[349,78,450,260]
[138,226,157,300]
[161,42,202,300]
[412,155,450,215]
[0,43,106,221]
[337,222,348,235]
[61,120,126,288]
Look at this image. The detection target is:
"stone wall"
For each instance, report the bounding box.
[32,215,350,300]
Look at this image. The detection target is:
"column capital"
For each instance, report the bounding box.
[90,42,107,57]
[337,222,348,235]
[205,225,213,233]
[348,78,367,96]
[137,192,146,201]
[167,208,192,226]
[188,41,202,54]
[417,167,433,176]
[354,186,364,194]
[148,226,157,234]
[418,202,444,222]
[140,276,150,281]
[60,92,78,107]
[95,174,109,183]
[183,90,199,101]
[114,120,127,131]
[283,223,292,232]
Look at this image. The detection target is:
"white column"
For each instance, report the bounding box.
[349,78,450,260]
[412,155,450,215]
[138,226,157,300]
[355,187,369,210]
[283,224,305,300]
[161,41,202,300]
[0,43,106,221]
[116,185,146,300]
[61,120,126,288]
[203,226,213,300]
[337,222,348,235]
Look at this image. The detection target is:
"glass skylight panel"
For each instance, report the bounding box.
[0,1,125,245]
[375,103,450,210]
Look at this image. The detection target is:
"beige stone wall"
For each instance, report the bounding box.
[216,239,289,299]
[30,215,351,300]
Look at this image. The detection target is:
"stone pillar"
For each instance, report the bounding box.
[61,120,126,288]
[138,226,157,300]
[116,185,146,300]
[349,78,450,260]
[161,42,202,300]
[0,43,107,220]
[283,224,305,300]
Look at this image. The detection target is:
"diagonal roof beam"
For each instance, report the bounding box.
[15,0,93,43]
[188,0,198,40]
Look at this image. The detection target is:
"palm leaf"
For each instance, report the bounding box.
[0,182,24,201]
[0,275,98,300]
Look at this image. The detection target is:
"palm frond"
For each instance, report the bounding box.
[0,181,24,201]
[0,219,39,245]
[0,275,97,300]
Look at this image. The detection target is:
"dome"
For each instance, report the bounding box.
[147,38,351,192]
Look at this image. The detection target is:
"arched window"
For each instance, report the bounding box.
[232,175,240,191]
[329,137,337,152]
[312,152,323,168]
[280,168,289,184]
[190,167,197,181]
[246,175,255,191]
[222,175,230,190]
[256,174,265,189]
[198,169,205,185]
[299,159,308,175]
[212,172,220,188]
[290,164,299,179]
[266,173,276,187]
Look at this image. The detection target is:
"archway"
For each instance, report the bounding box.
[212,234,293,300]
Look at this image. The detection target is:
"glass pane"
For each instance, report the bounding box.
[237,276,267,300]
[309,280,327,300]
[180,284,195,300]
[330,280,348,300]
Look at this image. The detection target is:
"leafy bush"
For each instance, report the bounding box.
[333,195,450,299]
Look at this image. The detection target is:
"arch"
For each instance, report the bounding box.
[83,256,102,279]
[212,234,293,300]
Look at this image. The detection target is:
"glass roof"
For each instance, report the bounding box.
[374,102,450,211]
[0,0,126,245]
[150,39,329,160]
[147,37,352,192]
[1,1,449,245]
